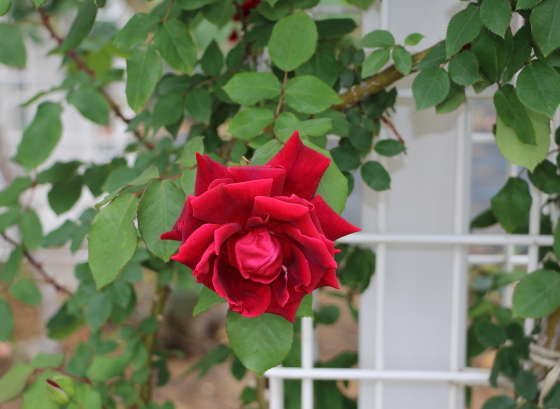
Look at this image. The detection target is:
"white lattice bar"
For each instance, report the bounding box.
[338,233,553,246]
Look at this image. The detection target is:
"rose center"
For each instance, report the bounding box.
[234,227,283,284]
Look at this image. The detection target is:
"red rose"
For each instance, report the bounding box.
[161,132,360,322]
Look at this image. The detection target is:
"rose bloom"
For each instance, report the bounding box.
[162,132,360,322]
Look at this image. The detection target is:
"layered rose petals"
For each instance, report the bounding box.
[162,132,359,322]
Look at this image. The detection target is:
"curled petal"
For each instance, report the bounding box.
[283,244,311,288]
[161,199,202,242]
[272,272,290,307]
[274,224,337,269]
[228,166,286,197]
[266,131,331,201]
[207,178,234,190]
[265,285,305,323]
[195,153,230,196]
[234,228,283,284]
[191,179,273,225]
[171,224,221,269]
[212,252,271,317]
[311,195,361,240]
[214,223,242,254]
[252,196,318,238]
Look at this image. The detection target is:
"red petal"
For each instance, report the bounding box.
[265,287,304,323]
[212,252,271,317]
[228,166,286,197]
[171,224,221,269]
[191,179,273,225]
[273,224,337,269]
[207,178,234,190]
[233,228,283,284]
[316,267,340,290]
[195,153,230,196]
[311,195,361,240]
[162,198,204,243]
[214,223,242,254]
[283,244,311,288]
[252,196,318,238]
[266,131,331,201]
[272,273,289,307]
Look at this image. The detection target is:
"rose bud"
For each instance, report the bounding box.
[46,376,75,405]
[162,132,360,322]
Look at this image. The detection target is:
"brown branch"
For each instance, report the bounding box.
[1,233,72,295]
[36,367,93,385]
[380,115,405,145]
[331,46,434,111]
[37,8,154,150]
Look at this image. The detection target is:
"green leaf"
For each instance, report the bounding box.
[67,383,102,409]
[346,0,373,11]
[226,311,293,376]
[48,175,84,215]
[514,370,538,400]
[0,0,11,15]
[330,146,361,172]
[295,44,340,88]
[517,0,543,8]
[154,20,196,74]
[38,161,81,185]
[184,88,211,124]
[0,24,26,68]
[416,41,446,70]
[448,50,482,86]
[200,40,223,77]
[348,126,372,151]
[0,205,21,233]
[404,33,424,46]
[85,292,113,331]
[360,30,394,48]
[471,27,513,82]
[193,286,226,316]
[531,0,560,56]
[516,61,560,119]
[41,220,78,248]
[494,85,535,145]
[30,352,64,369]
[529,160,560,194]
[268,11,318,71]
[481,396,516,409]
[177,136,204,167]
[513,269,560,317]
[0,297,14,341]
[502,24,532,83]
[342,247,376,290]
[0,177,31,207]
[436,84,466,114]
[61,0,97,51]
[445,6,483,58]
[86,352,133,382]
[361,49,390,78]
[16,102,63,171]
[202,0,235,27]
[152,93,184,131]
[474,321,506,347]
[0,246,24,283]
[295,294,313,318]
[67,87,110,125]
[412,66,450,111]
[9,279,41,305]
[84,165,110,197]
[284,76,342,114]
[89,194,139,289]
[250,139,282,165]
[374,140,406,157]
[491,177,531,233]
[495,109,550,172]
[315,305,340,325]
[316,161,348,214]
[315,110,349,137]
[126,45,161,113]
[229,108,274,140]
[138,180,184,261]
[0,363,34,403]
[544,384,560,408]
[361,161,391,191]
[20,209,43,251]
[21,371,58,409]
[114,13,159,49]
[470,208,497,229]
[175,0,217,10]
[223,73,282,106]
[276,118,332,141]
[392,46,412,76]
[480,0,511,38]
[315,18,357,39]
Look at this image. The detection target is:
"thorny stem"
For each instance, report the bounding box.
[1,233,72,295]
[380,115,406,145]
[275,71,289,119]
[37,8,154,150]
[140,282,170,404]
[256,374,268,409]
[331,47,433,111]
